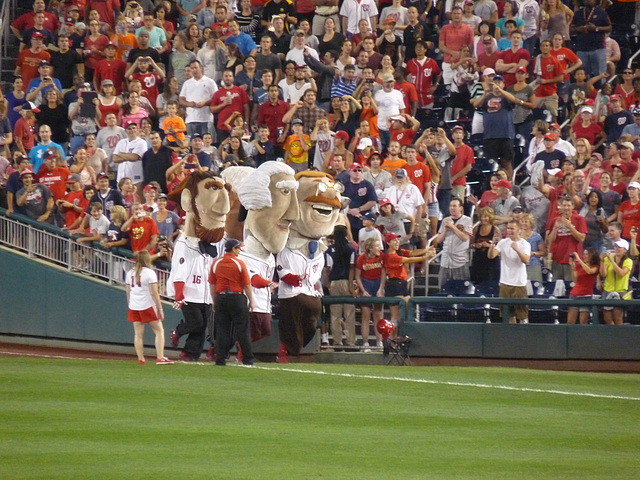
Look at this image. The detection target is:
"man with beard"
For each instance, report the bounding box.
[276,171,342,362]
[210,69,250,144]
[168,171,231,362]
[233,163,300,360]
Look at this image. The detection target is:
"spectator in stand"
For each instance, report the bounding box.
[355,237,385,350]
[535,132,566,170]
[16,168,54,224]
[487,220,531,324]
[571,105,605,150]
[93,43,128,95]
[25,60,63,108]
[6,77,26,131]
[549,122,576,158]
[258,85,289,155]
[551,33,582,105]
[72,201,111,244]
[68,86,100,155]
[127,30,162,68]
[374,73,405,151]
[376,197,414,245]
[570,0,611,85]
[176,0,207,28]
[96,80,123,128]
[35,149,71,205]
[616,67,635,101]
[15,34,51,89]
[83,19,110,84]
[376,19,403,67]
[470,206,500,285]
[403,144,432,245]
[152,193,180,240]
[179,59,217,138]
[50,35,85,90]
[122,201,159,253]
[406,41,441,112]
[600,238,632,326]
[69,147,97,188]
[343,162,378,241]
[57,175,90,229]
[403,7,431,64]
[532,40,564,123]
[340,0,378,38]
[520,212,546,282]
[434,197,473,284]
[14,102,38,156]
[618,181,640,240]
[142,132,173,192]
[507,66,536,145]
[382,168,424,241]
[135,13,169,55]
[495,31,530,88]
[96,112,126,176]
[283,118,312,172]
[31,116,66,172]
[439,7,475,87]
[225,19,258,57]
[210,69,250,144]
[11,0,60,42]
[111,16,138,62]
[114,121,148,197]
[461,0,482,32]
[6,154,31,216]
[363,151,393,198]
[579,189,608,250]
[539,0,573,43]
[607,97,635,145]
[547,194,588,281]
[491,178,520,231]
[477,34,501,72]
[85,0,121,30]
[0,105,13,160]
[125,57,166,112]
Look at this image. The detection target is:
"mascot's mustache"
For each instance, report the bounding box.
[303,194,342,210]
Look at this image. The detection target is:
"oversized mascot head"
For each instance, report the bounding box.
[290,171,342,240]
[168,170,231,243]
[236,162,300,254]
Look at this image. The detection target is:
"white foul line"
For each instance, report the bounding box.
[252,365,640,402]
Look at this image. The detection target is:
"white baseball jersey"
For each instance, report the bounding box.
[276,246,324,299]
[167,235,217,304]
[114,136,148,184]
[126,267,158,310]
[239,250,275,314]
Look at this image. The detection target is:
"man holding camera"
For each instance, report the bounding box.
[546,195,588,281]
[25,60,62,107]
[488,220,531,324]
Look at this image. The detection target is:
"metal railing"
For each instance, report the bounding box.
[0,0,17,84]
[0,210,172,300]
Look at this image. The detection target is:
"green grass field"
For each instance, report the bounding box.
[2,357,639,480]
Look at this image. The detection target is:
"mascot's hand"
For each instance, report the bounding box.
[172,300,185,310]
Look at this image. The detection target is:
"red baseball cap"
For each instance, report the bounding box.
[384,232,400,243]
[332,130,349,142]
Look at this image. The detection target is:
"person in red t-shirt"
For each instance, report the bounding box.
[355,237,385,348]
[93,42,127,94]
[546,195,588,281]
[533,40,564,122]
[122,202,159,253]
[571,105,605,149]
[393,67,419,115]
[403,144,434,244]
[36,149,71,201]
[495,31,530,88]
[14,103,38,155]
[58,177,93,228]
[15,34,51,88]
[125,56,166,109]
[449,125,475,200]
[617,181,640,240]
[210,69,250,143]
[477,35,501,72]
[389,114,419,146]
[550,33,582,103]
[11,1,60,40]
[405,41,441,108]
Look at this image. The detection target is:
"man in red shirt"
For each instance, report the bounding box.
[257,85,289,152]
[450,125,475,201]
[438,6,474,86]
[35,149,71,202]
[122,202,159,253]
[15,33,51,88]
[403,144,433,246]
[125,56,166,108]
[85,0,121,29]
[546,195,587,281]
[93,42,127,94]
[57,174,91,228]
[495,31,530,88]
[393,68,419,116]
[405,41,441,110]
[550,32,582,103]
[389,114,420,145]
[11,0,60,41]
[477,35,501,72]
[210,69,250,144]
[533,40,564,122]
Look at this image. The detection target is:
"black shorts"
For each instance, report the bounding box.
[385,278,408,297]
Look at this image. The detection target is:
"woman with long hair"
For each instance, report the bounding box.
[35,88,70,148]
[572,137,592,169]
[376,198,414,246]
[600,239,632,325]
[317,17,345,57]
[120,91,149,127]
[495,1,524,40]
[355,237,385,350]
[156,75,180,126]
[337,39,355,73]
[568,247,600,324]
[579,189,608,250]
[539,0,573,43]
[220,135,250,165]
[508,65,536,145]
[359,91,379,137]
[97,80,122,127]
[470,207,500,284]
[83,19,109,83]
[615,67,635,99]
[185,24,202,53]
[236,0,261,40]
[224,43,244,75]
[70,147,97,187]
[374,55,395,84]
[334,95,363,139]
[126,250,173,365]
[325,225,357,349]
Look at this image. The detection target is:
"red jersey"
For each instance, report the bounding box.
[132,71,161,108]
[618,200,640,239]
[451,143,475,186]
[383,249,411,280]
[62,190,88,227]
[550,47,579,81]
[395,80,419,113]
[36,166,71,201]
[405,57,441,107]
[499,48,531,88]
[211,86,250,130]
[571,122,602,146]
[258,100,289,143]
[404,162,432,196]
[390,127,416,146]
[94,58,127,94]
[84,35,110,70]
[356,253,385,281]
[129,217,159,252]
[16,48,51,87]
[14,118,36,152]
[212,22,229,37]
[534,54,563,97]
[547,212,588,264]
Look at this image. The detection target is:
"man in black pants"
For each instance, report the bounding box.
[209,239,255,366]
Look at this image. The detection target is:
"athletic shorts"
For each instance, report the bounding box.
[386,278,408,297]
[569,294,594,313]
[361,277,381,297]
[128,307,159,323]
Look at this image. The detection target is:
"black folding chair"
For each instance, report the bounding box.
[383,336,412,366]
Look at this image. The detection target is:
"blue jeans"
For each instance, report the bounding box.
[576,49,607,87]
[379,129,391,152]
[186,122,210,139]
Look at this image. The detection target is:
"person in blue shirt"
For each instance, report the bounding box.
[28,125,66,174]
[225,20,257,57]
[25,61,62,106]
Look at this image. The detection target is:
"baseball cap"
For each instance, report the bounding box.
[362,212,376,221]
[633,107,640,116]
[614,239,630,250]
[482,68,495,77]
[512,205,524,213]
[349,162,363,171]
[105,42,117,49]
[583,98,595,106]
[379,198,392,207]
[581,106,594,114]
[451,125,464,132]
[20,169,34,177]
[138,30,150,37]
[394,168,407,178]
[101,79,114,86]
[550,122,561,130]
[610,94,623,102]
[97,172,109,180]
[224,238,244,252]
[143,204,154,212]
[547,168,561,177]
[32,32,45,39]
[494,179,511,189]
[332,130,349,142]
[66,174,81,183]
[628,181,640,189]
[384,232,400,243]
[190,132,203,140]
[39,60,50,67]
[43,149,57,159]
[143,184,157,192]
[613,163,627,173]
[75,22,86,30]
[493,74,504,82]
[543,132,556,140]
[590,153,603,162]
[464,0,474,5]
[68,5,80,11]
[382,73,395,83]
[618,141,634,150]
[124,119,138,128]
[157,193,168,199]
[389,114,407,124]
[291,118,303,126]
[482,35,493,45]
[516,66,527,73]
[21,101,40,113]
[357,137,373,150]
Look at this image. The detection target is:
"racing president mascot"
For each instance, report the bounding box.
[275,171,342,362]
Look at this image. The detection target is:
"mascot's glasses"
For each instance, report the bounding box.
[317,181,345,195]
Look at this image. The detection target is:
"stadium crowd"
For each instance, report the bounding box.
[2,0,640,333]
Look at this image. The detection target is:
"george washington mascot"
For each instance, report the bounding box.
[275,171,342,362]
[167,170,231,361]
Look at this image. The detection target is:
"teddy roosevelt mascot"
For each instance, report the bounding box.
[234,163,300,361]
[275,171,342,362]
[167,170,231,362]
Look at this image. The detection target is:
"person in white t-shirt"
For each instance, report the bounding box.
[126,250,173,365]
[488,219,531,324]
[113,120,149,197]
[374,73,406,150]
[178,59,218,138]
